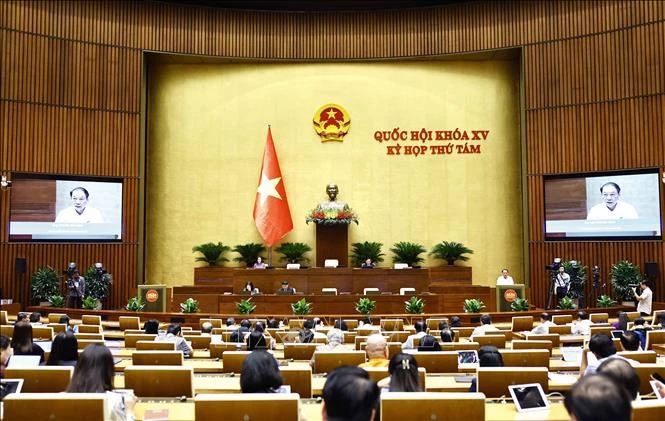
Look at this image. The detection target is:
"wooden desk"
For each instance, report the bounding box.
[134,400,571,421]
[114,359,224,373]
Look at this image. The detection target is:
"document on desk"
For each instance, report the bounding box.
[548,372,578,385]
[143,409,169,421]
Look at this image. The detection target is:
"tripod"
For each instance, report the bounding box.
[545,271,557,310]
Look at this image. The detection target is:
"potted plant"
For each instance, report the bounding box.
[48,295,65,308]
[192,242,231,266]
[355,298,376,315]
[558,296,575,310]
[31,266,60,305]
[596,295,616,308]
[275,242,312,265]
[390,242,426,267]
[232,243,266,267]
[236,297,256,314]
[84,264,113,308]
[125,296,145,312]
[510,297,529,312]
[463,298,485,313]
[180,297,200,313]
[291,298,312,315]
[404,296,425,314]
[611,260,642,305]
[350,241,385,267]
[430,241,474,265]
[82,296,98,310]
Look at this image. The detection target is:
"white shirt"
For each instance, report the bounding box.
[496,275,514,285]
[636,287,653,315]
[471,324,500,338]
[572,319,593,336]
[530,320,555,335]
[402,331,426,350]
[587,201,638,220]
[55,206,104,223]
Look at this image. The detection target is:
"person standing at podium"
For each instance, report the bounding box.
[361,258,375,269]
[496,268,514,285]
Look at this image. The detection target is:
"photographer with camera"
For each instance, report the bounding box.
[66,269,86,309]
[633,280,652,316]
[555,266,571,302]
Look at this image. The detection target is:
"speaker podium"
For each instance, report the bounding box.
[496,284,525,312]
[315,224,348,268]
[138,284,167,312]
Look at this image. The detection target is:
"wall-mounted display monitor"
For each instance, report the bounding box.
[544,169,662,240]
[9,174,123,241]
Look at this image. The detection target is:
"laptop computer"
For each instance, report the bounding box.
[508,383,550,412]
[561,347,583,364]
[611,330,623,339]
[1,379,24,399]
[7,355,41,368]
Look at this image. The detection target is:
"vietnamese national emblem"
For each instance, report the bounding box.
[313,104,351,142]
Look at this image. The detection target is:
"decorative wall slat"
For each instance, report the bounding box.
[1,0,664,309]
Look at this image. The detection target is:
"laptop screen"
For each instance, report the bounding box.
[7,355,41,368]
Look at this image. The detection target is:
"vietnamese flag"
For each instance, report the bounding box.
[253,127,293,246]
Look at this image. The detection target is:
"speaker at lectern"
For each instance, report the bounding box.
[496,284,525,312]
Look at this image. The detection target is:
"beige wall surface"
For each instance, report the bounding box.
[146,60,522,287]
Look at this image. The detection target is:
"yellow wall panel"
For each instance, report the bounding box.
[146,60,523,287]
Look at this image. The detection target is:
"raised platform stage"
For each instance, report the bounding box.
[175,266,489,314]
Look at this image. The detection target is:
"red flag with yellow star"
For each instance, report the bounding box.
[253,127,293,246]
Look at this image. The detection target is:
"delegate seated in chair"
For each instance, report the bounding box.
[155,324,193,356]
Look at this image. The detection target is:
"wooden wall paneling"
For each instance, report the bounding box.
[1,0,663,311]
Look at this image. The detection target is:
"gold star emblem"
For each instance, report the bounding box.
[257,173,282,205]
[326,108,338,120]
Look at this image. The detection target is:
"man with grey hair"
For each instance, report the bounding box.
[359,334,389,368]
[310,328,346,367]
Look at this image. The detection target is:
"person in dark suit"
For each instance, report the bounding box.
[276,280,296,294]
[361,258,375,269]
[66,270,85,309]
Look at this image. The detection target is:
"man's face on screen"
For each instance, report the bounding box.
[601,185,619,210]
[71,189,88,214]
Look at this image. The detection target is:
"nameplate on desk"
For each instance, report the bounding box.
[144,409,170,421]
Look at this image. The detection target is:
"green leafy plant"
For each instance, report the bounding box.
[48,295,65,308]
[192,242,231,266]
[84,265,113,300]
[463,298,485,313]
[291,298,312,315]
[180,297,200,313]
[31,266,60,303]
[404,296,425,314]
[430,241,474,265]
[125,296,145,312]
[82,296,98,310]
[232,243,266,267]
[611,260,642,302]
[510,297,529,312]
[596,295,617,308]
[236,297,256,314]
[390,242,426,267]
[355,297,377,315]
[557,296,575,310]
[275,242,312,264]
[350,241,385,267]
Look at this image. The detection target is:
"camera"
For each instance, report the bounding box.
[64,262,77,277]
[545,258,562,271]
[94,262,106,276]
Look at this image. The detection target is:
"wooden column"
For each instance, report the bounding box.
[315,224,349,268]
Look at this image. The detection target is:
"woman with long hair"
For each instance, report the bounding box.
[240,350,283,393]
[10,321,44,363]
[67,344,136,420]
[47,332,78,366]
[386,352,421,392]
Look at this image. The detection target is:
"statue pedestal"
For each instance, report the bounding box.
[315,224,349,267]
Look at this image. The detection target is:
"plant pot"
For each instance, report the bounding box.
[39,301,52,307]
[621,301,635,307]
